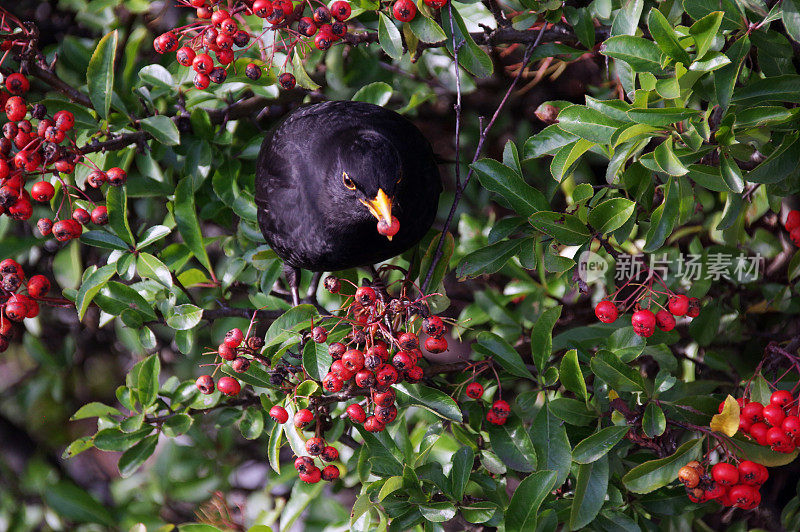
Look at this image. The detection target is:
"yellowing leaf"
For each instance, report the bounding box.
[608,389,620,401]
[710,395,740,437]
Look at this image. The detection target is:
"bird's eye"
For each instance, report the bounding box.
[342,172,356,190]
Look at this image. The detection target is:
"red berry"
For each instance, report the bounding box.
[375,404,397,424]
[8,199,32,221]
[321,445,339,462]
[748,422,769,446]
[233,31,250,47]
[342,349,365,372]
[219,18,238,36]
[595,300,618,323]
[5,96,26,121]
[767,426,794,452]
[771,390,793,409]
[376,364,399,386]
[26,275,50,298]
[197,6,212,18]
[354,369,375,388]
[346,403,366,423]
[72,208,91,225]
[53,110,74,131]
[668,295,689,316]
[728,484,757,508]
[87,170,107,188]
[88,205,107,224]
[224,328,244,348]
[355,286,377,306]
[331,1,351,20]
[245,62,262,80]
[491,399,511,418]
[742,402,765,424]
[655,309,676,332]
[792,227,800,247]
[486,410,506,425]
[686,297,701,318]
[321,464,340,481]
[231,357,250,372]
[782,415,800,437]
[398,332,418,350]
[106,167,127,186]
[269,405,289,423]
[762,404,786,427]
[631,309,656,337]
[423,0,448,8]
[703,481,726,501]
[466,382,484,399]
[424,336,447,353]
[30,181,55,202]
[4,299,27,321]
[422,315,446,338]
[377,216,400,238]
[330,359,353,380]
[374,389,395,407]
[52,219,82,241]
[392,0,416,21]
[323,372,344,392]
[176,46,196,66]
[391,351,414,371]
[711,462,739,486]
[405,364,423,383]
[196,374,215,394]
[194,73,211,90]
[305,436,324,455]
[737,461,761,486]
[785,210,800,231]
[278,72,296,90]
[313,6,332,23]
[5,73,29,95]
[364,415,385,432]
[217,376,241,396]
[328,342,346,359]
[299,466,321,483]
[218,343,236,361]
[312,326,328,343]
[192,53,213,74]
[294,408,314,428]
[253,0,273,17]
[294,455,314,472]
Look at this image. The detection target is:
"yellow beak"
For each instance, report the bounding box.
[360,189,394,240]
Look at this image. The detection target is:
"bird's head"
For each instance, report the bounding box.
[332,130,403,240]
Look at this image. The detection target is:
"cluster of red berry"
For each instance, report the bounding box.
[595,291,700,338]
[194,327,266,396]
[678,459,767,509]
[159,0,454,91]
[733,390,800,453]
[784,209,800,247]
[463,381,511,425]
[0,71,125,242]
[266,405,341,483]
[0,258,50,352]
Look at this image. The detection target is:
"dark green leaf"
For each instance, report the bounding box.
[720,151,745,193]
[487,418,537,471]
[549,398,597,425]
[601,36,664,73]
[626,107,700,126]
[44,481,116,526]
[71,402,121,420]
[166,304,203,330]
[530,406,572,486]
[784,0,800,43]
[137,252,172,288]
[76,264,116,320]
[268,420,282,473]
[557,105,626,144]
[265,304,318,347]
[621,438,703,493]
[174,177,214,276]
[570,455,609,530]
[559,349,587,400]
[449,446,474,500]
[303,340,332,381]
[475,332,535,380]
[118,434,158,477]
[80,230,130,251]
[471,159,548,216]
[588,198,635,234]
[529,211,592,245]
[94,427,153,452]
[643,178,678,252]
[689,11,723,59]
[747,134,800,184]
[732,75,800,106]
[523,125,579,159]
[106,185,135,247]
[506,470,558,532]
[409,15,446,43]
[394,383,462,421]
[590,350,647,393]
[455,238,526,279]
[239,407,264,440]
[647,8,691,64]
[378,12,403,60]
[642,403,666,437]
[86,30,118,118]
[572,426,630,464]
[531,306,562,372]
[140,115,179,145]
[137,354,160,407]
[442,5,493,77]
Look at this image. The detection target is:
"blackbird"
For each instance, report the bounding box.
[255,101,442,304]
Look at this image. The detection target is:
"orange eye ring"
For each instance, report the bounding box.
[342,172,356,190]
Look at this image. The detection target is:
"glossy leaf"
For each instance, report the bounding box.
[559,349,587,400]
[506,470,557,532]
[486,419,537,471]
[588,198,636,234]
[394,383,462,421]
[76,264,117,320]
[471,158,548,216]
[174,177,214,277]
[475,332,535,380]
[570,455,609,530]
[621,438,703,493]
[87,30,118,118]
[572,425,630,464]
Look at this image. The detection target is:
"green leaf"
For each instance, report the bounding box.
[163,413,193,437]
[643,178,678,252]
[137,252,172,288]
[265,304,318,347]
[409,15,446,43]
[174,178,214,277]
[689,11,723,59]
[720,150,744,193]
[268,420,282,473]
[732,435,800,466]
[394,383,462,421]
[106,185,135,247]
[572,425,630,464]
[93,428,152,452]
[474,332,535,380]
[550,139,595,182]
[530,406,572,486]
[71,402,121,420]
[419,502,456,523]
[784,0,800,44]
[99,281,156,320]
[732,75,800,106]
[531,306,562,372]
[556,105,626,144]
[471,159,548,216]
[588,198,636,234]
[529,211,592,246]
[449,446,474,500]
[715,36,750,111]
[622,438,703,493]
[559,349,587,400]
[626,107,700,126]
[240,407,264,440]
[118,434,158,477]
[455,238,526,279]
[302,340,332,382]
[653,138,689,176]
[523,125,579,159]
[549,397,596,425]
[590,350,647,392]
[352,82,393,106]
[506,470,558,532]
[418,231,455,290]
[647,8,691,64]
[486,419,537,472]
[140,115,179,146]
[137,225,171,248]
[166,304,203,330]
[290,50,320,90]
[601,35,664,73]
[611,0,643,36]
[76,264,116,320]
[137,354,160,407]
[570,455,609,530]
[80,230,131,251]
[642,403,666,437]
[378,12,403,60]
[441,5,493,77]
[747,134,800,184]
[87,30,118,118]
[44,481,116,526]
